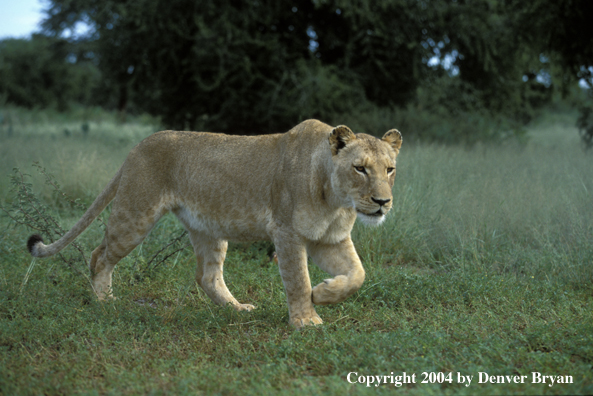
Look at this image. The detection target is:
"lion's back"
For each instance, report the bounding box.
[120,121,334,241]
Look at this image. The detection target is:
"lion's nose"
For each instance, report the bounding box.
[371,197,391,206]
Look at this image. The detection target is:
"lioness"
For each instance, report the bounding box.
[27,120,402,328]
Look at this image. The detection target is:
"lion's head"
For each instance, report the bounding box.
[329,125,402,226]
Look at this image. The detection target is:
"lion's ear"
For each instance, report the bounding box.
[329,125,356,156]
[382,129,402,152]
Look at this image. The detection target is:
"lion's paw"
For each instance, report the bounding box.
[234,303,256,312]
[312,276,351,305]
[290,313,323,329]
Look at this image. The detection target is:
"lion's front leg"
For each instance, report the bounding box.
[307,236,365,305]
[274,233,322,328]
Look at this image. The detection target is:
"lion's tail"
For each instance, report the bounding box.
[27,166,123,258]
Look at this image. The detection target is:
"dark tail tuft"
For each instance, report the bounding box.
[27,234,44,254]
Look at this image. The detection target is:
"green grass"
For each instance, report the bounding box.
[0,106,158,200]
[1,107,592,395]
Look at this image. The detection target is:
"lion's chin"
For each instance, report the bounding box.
[356,211,386,226]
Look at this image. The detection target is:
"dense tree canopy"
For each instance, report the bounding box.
[0,34,99,110]
[1,0,591,135]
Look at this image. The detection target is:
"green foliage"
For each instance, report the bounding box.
[2,0,591,145]
[262,60,369,132]
[312,0,436,106]
[506,0,593,88]
[31,0,591,139]
[1,0,591,144]
[0,165,91,276]
[0,35,100,110]
[42,0,360,132]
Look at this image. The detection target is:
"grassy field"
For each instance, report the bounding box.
[0,107,592,395]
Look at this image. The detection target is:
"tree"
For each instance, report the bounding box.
[36,0,593,135]
[0,34,98,110]
[40,0,441,132]
[41,0,362,131]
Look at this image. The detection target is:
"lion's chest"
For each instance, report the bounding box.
[292,205,356,244]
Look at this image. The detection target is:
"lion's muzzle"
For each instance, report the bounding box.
[371,197,391,207]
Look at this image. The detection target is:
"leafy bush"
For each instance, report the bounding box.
[0,35,100,110]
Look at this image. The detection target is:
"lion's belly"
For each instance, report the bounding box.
[174,206,272,241]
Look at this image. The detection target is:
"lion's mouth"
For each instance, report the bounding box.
[357,209,384,217]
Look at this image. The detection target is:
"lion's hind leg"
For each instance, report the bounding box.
[90,202,165,300]
[307,236,365,305]
[189,231,255,312]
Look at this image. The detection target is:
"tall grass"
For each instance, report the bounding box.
[351,110,593,289]
[0,106,159,201]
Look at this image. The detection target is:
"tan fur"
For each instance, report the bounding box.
[28,119,402,328]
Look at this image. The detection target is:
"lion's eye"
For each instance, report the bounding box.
[387,167,395,174]
[354,166,366,174]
